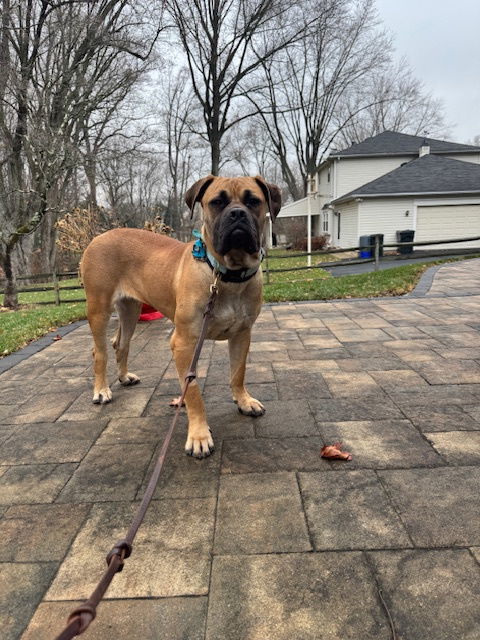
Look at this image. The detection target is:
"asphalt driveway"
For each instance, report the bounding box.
[322,251,474,276]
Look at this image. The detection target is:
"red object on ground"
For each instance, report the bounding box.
[139,303,163,322]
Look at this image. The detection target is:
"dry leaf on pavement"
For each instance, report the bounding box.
[321,442,352,461]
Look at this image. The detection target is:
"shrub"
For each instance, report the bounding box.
[292,235,330,251]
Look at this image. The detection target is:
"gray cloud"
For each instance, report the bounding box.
[375,0,480,142]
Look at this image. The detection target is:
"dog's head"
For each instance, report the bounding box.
[185,175,281,270]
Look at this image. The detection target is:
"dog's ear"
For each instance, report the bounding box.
[254,176,282,221]
[185,175,216,219]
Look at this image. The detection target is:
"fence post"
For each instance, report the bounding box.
[52,269,60,305]
[264,249,271,284]
[374,236,380,272]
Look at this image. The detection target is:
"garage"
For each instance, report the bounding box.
[332,154,480,248]
[416,203,480,249]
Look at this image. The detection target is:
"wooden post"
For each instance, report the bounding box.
[264,249,271,284]
[53,269,60,305]
[374,236,380,272]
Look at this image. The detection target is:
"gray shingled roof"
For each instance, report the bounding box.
[331,130,480,158]
[332,154,480,204]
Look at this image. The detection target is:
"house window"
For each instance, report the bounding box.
[327,169,331,183]
[322,212,329,233]
[337,212,341,239]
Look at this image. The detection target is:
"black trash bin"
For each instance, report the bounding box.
[369,233,384,258]
[359,235,372,258]
[396,230,415,255]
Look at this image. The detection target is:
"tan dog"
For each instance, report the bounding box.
[80,175,281,457]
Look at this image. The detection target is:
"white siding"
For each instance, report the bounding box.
[277,195,322,218]
[415,202,480,249]
[358,196,480,249]
[336,157,412,197]
[443,153,480,164]
[358,197,414,245]
[335,153,480,199]
[318,164,333,200]
[336,201,359,248]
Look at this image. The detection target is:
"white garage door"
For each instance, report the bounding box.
[416,204,480,249]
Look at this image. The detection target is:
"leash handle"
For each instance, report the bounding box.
[55,277,219,639]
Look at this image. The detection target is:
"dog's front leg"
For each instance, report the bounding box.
[170,329,214,458]
[229,328,265,417]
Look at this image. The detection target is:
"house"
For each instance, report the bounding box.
[278,131,480,249]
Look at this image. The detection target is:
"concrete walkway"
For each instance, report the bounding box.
[1,260,480,639]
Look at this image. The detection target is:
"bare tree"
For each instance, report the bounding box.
[80,74,151,209]
[158,68,203,233]
[165,0,307,175]
[98,143,166,227]
[334,59,449,147]
[0,0,162,307]
[467,134,480,146]
[223,119,282,181]
[248,0,392,199]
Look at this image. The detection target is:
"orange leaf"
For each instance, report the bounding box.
[321,442,352,461]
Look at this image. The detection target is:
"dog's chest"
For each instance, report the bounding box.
[208,296,257,340]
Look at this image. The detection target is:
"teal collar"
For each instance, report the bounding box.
[192,230,264,283]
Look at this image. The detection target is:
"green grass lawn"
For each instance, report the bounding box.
[1,277,87,355]
[0,302,86,356]
[263,254,480,303]
[18,277,85,304]
[262,261,431,302]
[263,248,349,284]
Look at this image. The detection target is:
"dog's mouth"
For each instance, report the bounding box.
[213,208,260,269]
[221,226,258,254]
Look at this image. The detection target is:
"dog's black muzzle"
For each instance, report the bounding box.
[213,206,260,256]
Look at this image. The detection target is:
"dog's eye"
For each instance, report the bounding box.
[210,198,224,207]
[246,197,261,208]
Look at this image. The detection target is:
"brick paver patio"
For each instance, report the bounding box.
[1,259,480,639]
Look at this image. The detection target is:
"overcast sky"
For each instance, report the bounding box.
[375,0,480,143]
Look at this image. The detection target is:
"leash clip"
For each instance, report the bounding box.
[210,272,219,294]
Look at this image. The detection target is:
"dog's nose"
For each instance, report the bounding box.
[229,208,247,221]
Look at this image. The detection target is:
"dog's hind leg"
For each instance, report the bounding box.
[88,301,113,404]
[113,297,142,386]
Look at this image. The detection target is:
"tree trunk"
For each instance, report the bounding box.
[84,151,98,208]
[2,247,18,308]
[210,138,221,176]
[34,211,57,273]
[279,157,303,201]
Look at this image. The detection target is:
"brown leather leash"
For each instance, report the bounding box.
[55,276,219,640]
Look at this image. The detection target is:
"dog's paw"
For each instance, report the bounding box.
[119,372,141,386]
[237,397,265,417]
[185,428,215,459]
[93,387,112,404]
